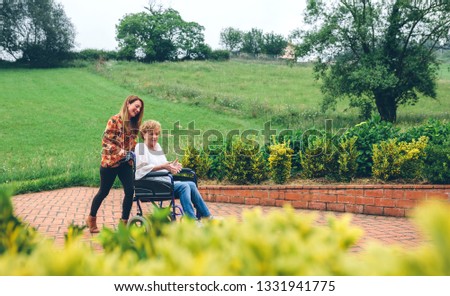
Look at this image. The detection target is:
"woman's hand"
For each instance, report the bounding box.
[166,158,182,174]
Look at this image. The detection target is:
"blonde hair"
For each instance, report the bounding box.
[139,120,161,138]
[119,95,144,136]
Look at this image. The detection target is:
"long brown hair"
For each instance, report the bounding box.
[119,95,144,136]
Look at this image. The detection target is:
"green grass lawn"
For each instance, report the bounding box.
[93,59,450,130]
[1,59,449,193]
[107,59,324,107]
[398,63,450,125]
[93,60,332,127]
[0,67,270,193]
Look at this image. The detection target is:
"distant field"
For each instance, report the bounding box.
[1,60,449,193]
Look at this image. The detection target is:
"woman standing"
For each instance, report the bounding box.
[86,95,144,233]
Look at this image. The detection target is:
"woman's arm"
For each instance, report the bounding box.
[152,160,181,174]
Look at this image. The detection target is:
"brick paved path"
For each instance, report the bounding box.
[12,187,426,251]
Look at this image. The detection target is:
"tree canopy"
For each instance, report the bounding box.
[241,28,264,56]
[116,6,210,62]
[294,0,450,122]
[220,27,288,57]
[220,27,243,53]
[0,0,75,67]
[263,32,288,56]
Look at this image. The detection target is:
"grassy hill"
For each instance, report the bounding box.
[1,59,449,193]
[92,59,450,129]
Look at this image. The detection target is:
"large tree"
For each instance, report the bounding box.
[220,27,243,53]
[116,6,209,62]
[294,0,450,122]
[241,28,264,56]
[0,0,75,67]
[262,32,288,56]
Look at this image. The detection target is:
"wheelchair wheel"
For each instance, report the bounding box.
[128,215,150,233]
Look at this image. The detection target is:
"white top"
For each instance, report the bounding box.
[134,142,170,182]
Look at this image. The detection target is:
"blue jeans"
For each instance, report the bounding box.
[174,181,211,220]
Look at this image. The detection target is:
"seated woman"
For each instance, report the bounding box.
[134,120,214,221]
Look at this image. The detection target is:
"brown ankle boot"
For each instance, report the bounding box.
[86,215,100,233]
[120,219,128,227]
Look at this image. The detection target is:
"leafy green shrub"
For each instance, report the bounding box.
[344,116,399,177]
[337,136,359,181]
[299,134,338,179]
[224,137,265,184]
[185,44,213,61]
[298,134,358,181]
[251,150,269,184]
[372,136,428,181]
[275,129,304,174]
[268,140,294,184]
[1,187,450,275]
[0,187,39,255]
[64,223,87,245]
[74,49,118,61]
[98,207,363,275]
[423,142,450,184]
[181,145,212,179]
[399,118,450,145]
[209,50,231,61]
[207,145,228,181]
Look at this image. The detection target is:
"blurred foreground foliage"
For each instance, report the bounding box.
[1,187,449,275]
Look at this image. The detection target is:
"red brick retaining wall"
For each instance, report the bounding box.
[199,184,450,217]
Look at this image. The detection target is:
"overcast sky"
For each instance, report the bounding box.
[55,0,307,51]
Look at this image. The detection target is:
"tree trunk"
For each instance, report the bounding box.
[374,93,397,123]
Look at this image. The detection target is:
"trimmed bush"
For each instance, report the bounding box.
[181,145,212,179]
[224,137,266,185]
[344,116,399,177]
[209,50,231,61]
[298,134,358,181]
[423,142,450,184]
[268,140,294,184]
[207,145,228,181]
[251,150,269,184]
[372,136,428,181]
[337,136,359,181]
[299,134,338,179]
[275,129,304,174]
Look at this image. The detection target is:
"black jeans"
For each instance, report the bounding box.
[89,162,134,220]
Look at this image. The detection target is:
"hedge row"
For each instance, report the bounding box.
[182,117,450,184]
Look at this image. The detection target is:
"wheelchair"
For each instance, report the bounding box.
[128,168,198,231]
